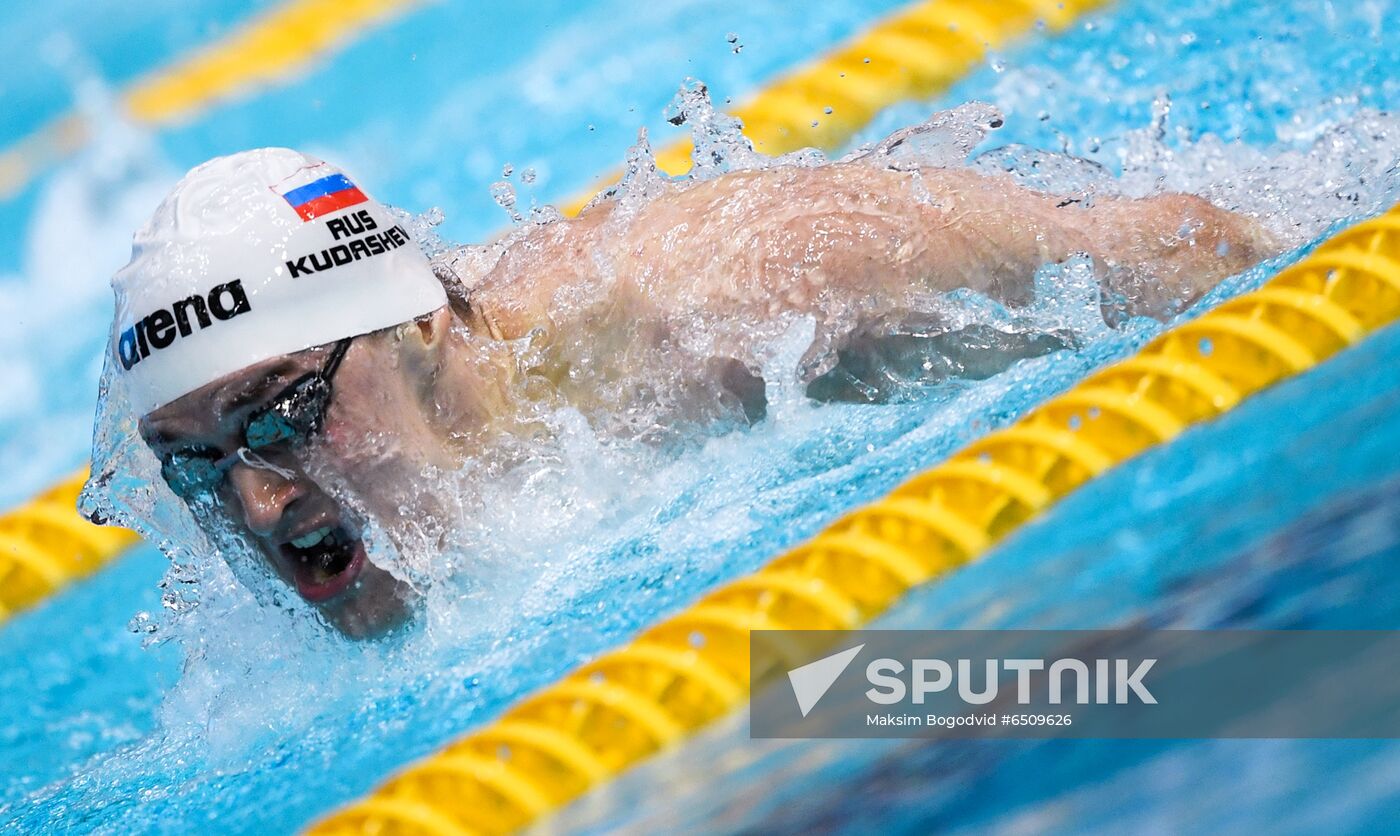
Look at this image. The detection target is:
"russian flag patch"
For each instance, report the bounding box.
[279,172,369,221]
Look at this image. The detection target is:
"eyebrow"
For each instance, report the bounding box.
[144,367,300,450]
[141,427,180,449]
[142,347,333,450]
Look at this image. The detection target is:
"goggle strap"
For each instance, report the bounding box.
[322,337,353,380]
[236,447,298,480]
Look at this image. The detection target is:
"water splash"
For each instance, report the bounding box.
[846,101,1006,169]
[488,179,522,222]
[667,80,780,177]
[77,90,1136,776]
[79,71,1395,740]
[49,1,1400,819]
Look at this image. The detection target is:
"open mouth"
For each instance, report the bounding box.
[280,524,367,603]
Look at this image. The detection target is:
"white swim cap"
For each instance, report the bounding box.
[110,147,448,416]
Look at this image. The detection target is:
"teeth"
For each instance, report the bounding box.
[290,526,333,550]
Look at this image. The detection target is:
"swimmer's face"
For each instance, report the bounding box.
[138,310,488,638]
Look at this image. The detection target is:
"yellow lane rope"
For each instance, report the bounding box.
[0,0,1107,624]
[0,0,423,200]
[561,0,1115,214]
[308,205,1400,836]
[0,470,140,620]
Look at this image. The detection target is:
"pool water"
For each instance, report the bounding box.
[2,0,1400,833]
[557,280,1400,835]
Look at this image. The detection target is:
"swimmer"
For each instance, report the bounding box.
[104,144,1277,637]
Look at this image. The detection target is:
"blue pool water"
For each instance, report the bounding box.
[2,0,1400,832]
[559,289,1400,835]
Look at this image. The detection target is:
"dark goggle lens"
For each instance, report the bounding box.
[245,375,331,450]
[245,409,301,449]
[161,451,224,500]
[160,361,339,501]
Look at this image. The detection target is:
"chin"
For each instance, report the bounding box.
[315,559,418,640]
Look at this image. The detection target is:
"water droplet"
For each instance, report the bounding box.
[501,162,513,178]
[491,181,523,223]
[824,106,833,115]
[129,611,158,634]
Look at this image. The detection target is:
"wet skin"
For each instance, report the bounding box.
[459,163,1278,341]
[139,162,1281,637]
[141,310,515,638]
[139,345,404,637]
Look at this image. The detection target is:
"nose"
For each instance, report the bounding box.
[227,459,303,536]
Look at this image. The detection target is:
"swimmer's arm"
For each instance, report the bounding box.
[461,162,1280,335]
[607,163,1279,317]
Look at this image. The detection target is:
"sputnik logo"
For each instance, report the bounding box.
[787,644,864,717]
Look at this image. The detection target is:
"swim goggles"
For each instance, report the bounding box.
[159,337,352,501]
